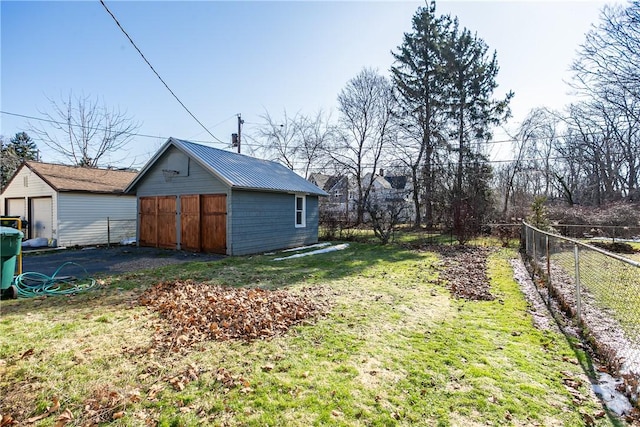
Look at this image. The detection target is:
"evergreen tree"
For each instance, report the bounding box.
[442,20,512,242]
[391,1,451,228]
[9,132,38,160]
[1,132,38,190]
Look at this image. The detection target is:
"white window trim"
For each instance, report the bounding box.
[295,194,306,228]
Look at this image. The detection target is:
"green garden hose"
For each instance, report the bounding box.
[13,262,97,298]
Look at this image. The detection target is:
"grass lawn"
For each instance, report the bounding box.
[0,243,617,426]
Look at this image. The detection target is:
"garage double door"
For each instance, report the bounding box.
[139,194,226,254]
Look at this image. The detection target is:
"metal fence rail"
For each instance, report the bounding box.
[522,221,640,396]
[552,224,640,241]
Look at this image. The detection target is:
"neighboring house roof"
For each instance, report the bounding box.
[385,176,408,191]
[3,161,137,194]
[309,173,348,193]
[325,175,347,193]
[308,173,331,190]
[126,138,328,196]
[361,173,392,190]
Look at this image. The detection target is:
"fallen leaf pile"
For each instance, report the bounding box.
[434,246,495,301]
[138,280,325,350]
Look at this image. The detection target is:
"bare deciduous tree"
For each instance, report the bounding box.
[296,111,335,179]
[331,67,395,224]
[29,92,140,167]
[365,191,408,244]
[255,109,300,171]
[254,109,334,179]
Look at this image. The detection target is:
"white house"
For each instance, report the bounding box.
[0,162,137,247]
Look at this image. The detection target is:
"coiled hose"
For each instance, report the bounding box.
[13,262,97,298]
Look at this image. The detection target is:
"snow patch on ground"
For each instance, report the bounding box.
[592,373,634,416]
[273,244,349,261]
[281,242,332,253]
[509,258,559,332]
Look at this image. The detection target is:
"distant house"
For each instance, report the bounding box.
[0,162,137,246]
[309,173,349,213]
[125,138,328,255]
[311,170,413,223]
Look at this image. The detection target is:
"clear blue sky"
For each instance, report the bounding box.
[1,1,609,168]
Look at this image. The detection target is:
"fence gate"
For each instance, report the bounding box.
[138,196,177,249]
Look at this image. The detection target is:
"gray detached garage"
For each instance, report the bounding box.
[125,138,328,255]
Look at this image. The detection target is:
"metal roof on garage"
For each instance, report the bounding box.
[125,137,328,196]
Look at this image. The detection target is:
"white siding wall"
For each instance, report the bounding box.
[57,193,137,247]
[0,166,57,239]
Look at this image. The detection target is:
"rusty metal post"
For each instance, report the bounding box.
[574,243,582,326]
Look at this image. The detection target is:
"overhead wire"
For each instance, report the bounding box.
[99,0,227,145]
[186,114,238,140]
[0,110,228,147]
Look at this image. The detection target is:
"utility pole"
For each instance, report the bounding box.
[236,113,244,154]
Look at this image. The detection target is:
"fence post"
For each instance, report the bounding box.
[574,243,582,326]
[107,217,111,248]
[545,235,551,278]
[532,229,537,265]
[546,235,551,305]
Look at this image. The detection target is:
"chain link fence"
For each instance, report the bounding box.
[522,221,640,400]
[552,224,640,241]
[106,218,137,247]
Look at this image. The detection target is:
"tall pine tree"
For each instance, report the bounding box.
[391,1,451,228]
[442,21,512,241]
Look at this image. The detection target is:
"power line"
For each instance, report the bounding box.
[187,114,238,140]
[99,0,226,145]
[0,110,228,147]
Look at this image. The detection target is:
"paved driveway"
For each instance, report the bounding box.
[21,246,224,277]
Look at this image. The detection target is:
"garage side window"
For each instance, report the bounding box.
[295,195,306,228]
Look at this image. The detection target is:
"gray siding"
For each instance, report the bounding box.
[230,190,319,255]
[135,147,229,197]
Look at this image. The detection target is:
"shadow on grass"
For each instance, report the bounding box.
[542,293,628,426]
[1,242,427,317]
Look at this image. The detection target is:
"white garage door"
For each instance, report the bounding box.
[5,198,25,218]
[30,197,53,239]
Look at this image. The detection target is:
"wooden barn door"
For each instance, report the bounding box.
[180,195,201,251]
[201,194,226,254]
[157,196,177,248]
[139,197,157,247]
[139,196,177,249]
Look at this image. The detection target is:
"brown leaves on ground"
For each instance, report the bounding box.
[589,241,638,254]
[433,246,495,301]
[82,385,141,425]
[138,280,326,351]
